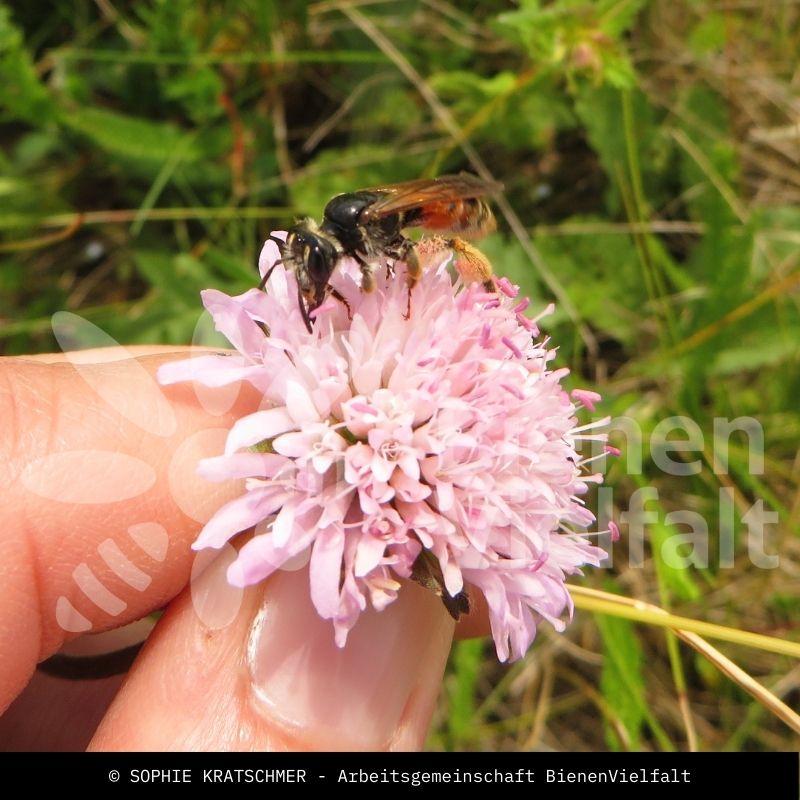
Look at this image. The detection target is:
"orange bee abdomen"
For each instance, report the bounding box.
[415,199,496,238]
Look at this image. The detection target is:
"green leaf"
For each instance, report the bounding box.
[493,0,644,89]
[0,6,56,124]
[447,639,484,746]
[431,71,574,148]
[60,106,202,164]
[752,206,800,274]
[677,86,738,226]
[203,246,259,289]
[597,611,645,750]
[575,85,661,215]
[534,217,646,346]
[164,67,225,125]
[429,70,517,101]
[710,328,800,376]
[600,0,650,39]
[688,13,728,56]
[133,251,214,306]
[651,521,703,601]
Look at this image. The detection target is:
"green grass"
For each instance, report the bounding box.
[2,0,798,751]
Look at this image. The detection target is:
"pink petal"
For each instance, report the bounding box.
[198,452,289,481]
[271,501,298,548]
[391,470,432,502]
[271,431,314,458]
[201,289,267,359]
[354,534,388,577]
[225,407,295,454]
[370,453,395,483]
[571,388,602,411]
[318,487,354,528]
[193,487,287,549]
[157,354,247,386]
[309,525,345,618]
[285,380,320,424]
[352,360,383,395]
[442,560,464,596]
[398,452,420,480]
[435,480,454,512]
[228,520,316,587]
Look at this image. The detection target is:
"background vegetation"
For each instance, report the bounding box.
[1,0,798,750]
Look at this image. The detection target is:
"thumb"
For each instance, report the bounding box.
[89,555,455,751]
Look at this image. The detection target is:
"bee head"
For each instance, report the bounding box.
[279,222,338,321]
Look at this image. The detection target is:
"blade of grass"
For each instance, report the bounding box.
[651,551,701,750]
[666,269,800,357]
[52,48,388,65]
[572,585,800,735]
[621,89,679,347]
[671,127,750,224]
[571,585,800,658]
[676,630,800,737]
[0,207,292,232]
[130,133,198,237]
[0,213,84,253]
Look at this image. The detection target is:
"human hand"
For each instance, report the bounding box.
[0,348,482,751]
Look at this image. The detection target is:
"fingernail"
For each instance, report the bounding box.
[247,567,454,750]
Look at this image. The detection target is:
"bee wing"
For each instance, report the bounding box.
[359,173,502,221]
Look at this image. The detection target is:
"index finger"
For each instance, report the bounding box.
[0,350,259,711]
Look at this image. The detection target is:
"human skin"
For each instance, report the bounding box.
[0,348,488,751]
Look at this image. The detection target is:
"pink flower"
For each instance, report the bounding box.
[159,235,609,661]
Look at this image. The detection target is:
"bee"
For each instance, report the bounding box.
[262,173,502,331]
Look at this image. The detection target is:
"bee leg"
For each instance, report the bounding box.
[353,254,375,293]
[259,261,280,291]
[399,240,421,288]
[448,237,496,291]
[329,287,353,321]
[259,236,286,290]
[398,241,421,321]
[298,281,314,334]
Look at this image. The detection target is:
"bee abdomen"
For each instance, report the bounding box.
[414,199,496,238]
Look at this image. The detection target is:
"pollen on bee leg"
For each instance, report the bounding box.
[449,237,496,290]
[404,245,421,282]
[358,262,375,293]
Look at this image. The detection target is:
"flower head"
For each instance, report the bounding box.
[159,236,608,661]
